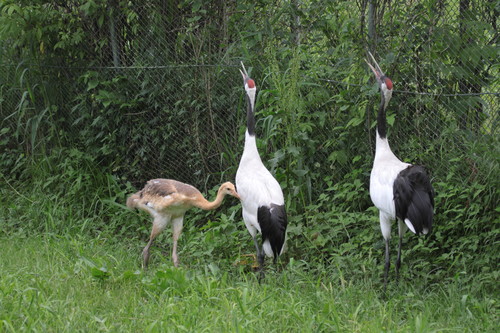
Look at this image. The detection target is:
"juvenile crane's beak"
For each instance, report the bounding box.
[233,191,241,200]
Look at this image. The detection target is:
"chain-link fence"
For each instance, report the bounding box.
[0,1,498,202]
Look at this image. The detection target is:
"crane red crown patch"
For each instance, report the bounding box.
[247,79,255,89]
[385,77,393,90]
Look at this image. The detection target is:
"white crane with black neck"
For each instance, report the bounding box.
[365,52,434,291]
[235,62,288,276]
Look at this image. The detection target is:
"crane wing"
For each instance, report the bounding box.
[394,165,434,235]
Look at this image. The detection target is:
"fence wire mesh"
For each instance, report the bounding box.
[0,0,498,201]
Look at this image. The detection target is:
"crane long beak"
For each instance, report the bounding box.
[365,51,385,78]
[240,61,249,77]
[368,51,384,74]
[240,61,252,82]
[239,69,246,81]
[365,59,379,78]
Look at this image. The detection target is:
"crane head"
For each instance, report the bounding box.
[239,62,255,88]
[220,182,241,200]
[239,62,256,108]
[365,51,393,105]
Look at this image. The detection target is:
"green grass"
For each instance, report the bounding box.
[0,234,497,332]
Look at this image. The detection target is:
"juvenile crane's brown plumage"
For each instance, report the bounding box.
[127,179,240,268]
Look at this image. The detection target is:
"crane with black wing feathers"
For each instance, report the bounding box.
[365,52,435,291]
[235,62,288,277]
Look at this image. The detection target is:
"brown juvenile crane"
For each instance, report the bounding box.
[127,179,240,268]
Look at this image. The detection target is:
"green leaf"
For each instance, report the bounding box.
[386,114,395,126]
[346,117,363,128]
[5,4,21,16]
[97,14,104,28]
[87,80,98,90]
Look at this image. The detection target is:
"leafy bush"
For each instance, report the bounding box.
[0,0,498,296]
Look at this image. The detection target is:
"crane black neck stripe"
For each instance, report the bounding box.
[246,95,256,136]
[377,92,387,139]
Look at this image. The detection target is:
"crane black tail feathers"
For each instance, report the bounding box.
[257,204,288,258]
[394,165,434,235]
[406,188,434,234]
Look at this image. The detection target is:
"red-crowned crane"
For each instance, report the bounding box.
[365,52,434,290]
[127,179,240,268]
[235,62,288,276]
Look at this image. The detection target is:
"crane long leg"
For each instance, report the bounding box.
[143,224,161,269]
[257,250,265,269]
[384,238,390,292]
[142,238,154,269]
[395,236,403,283]
[380,213,392,292]
[143,215,169,269]
[171,216,184,268]
[253,236,261,261]
[396,220,407,283]
[253,236,265,281]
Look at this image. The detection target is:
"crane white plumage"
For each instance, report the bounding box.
[127,179,240,268]
[235,62,288,275]
[366,52,434,290]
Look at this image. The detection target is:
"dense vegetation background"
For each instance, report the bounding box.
[0,0,498,330]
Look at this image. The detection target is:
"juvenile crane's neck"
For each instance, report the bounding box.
[194,188,227,211]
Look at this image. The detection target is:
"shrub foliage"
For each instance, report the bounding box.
[0,0,498,290]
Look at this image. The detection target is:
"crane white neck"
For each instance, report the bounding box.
[375,130,395,159]
[246,88,256,112]
[242,130,261,158]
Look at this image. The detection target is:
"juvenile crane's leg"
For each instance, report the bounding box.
[395,220,407,283]
[171,216,184,267]
[143,215,169,269]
